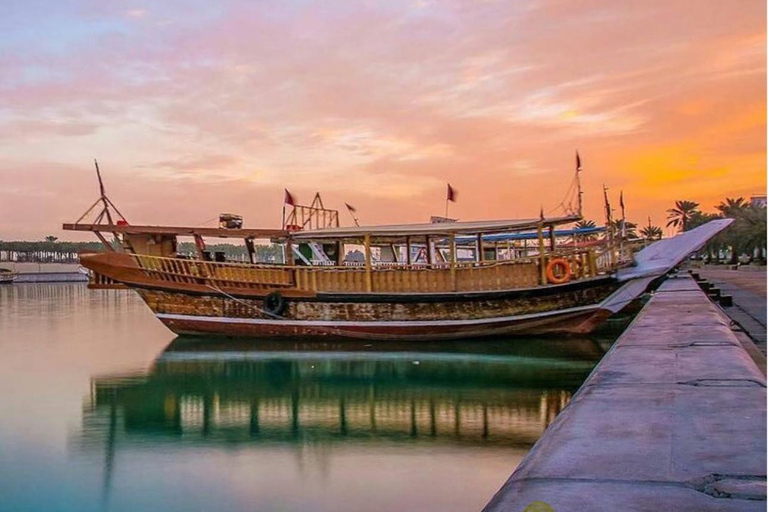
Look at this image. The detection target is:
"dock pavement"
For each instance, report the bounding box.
[698,266,766,354]
[484,274,766,512]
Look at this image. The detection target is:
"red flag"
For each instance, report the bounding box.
[345,203,356,213]
[446,183,457,202]
[284,189,296,206]
[576,151,582,171]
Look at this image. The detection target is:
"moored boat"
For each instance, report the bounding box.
[63,164,733,341]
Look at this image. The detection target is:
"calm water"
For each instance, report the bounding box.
[0,284,613,512]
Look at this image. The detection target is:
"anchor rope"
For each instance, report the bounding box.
[205,283,284,319]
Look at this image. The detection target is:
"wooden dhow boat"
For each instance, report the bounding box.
[63,164,732,341]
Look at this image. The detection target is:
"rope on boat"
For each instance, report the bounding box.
[205,283,285,320]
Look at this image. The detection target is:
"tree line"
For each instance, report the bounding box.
[0,239,282,263]
[576,196,765,264]
[665,197,766,263]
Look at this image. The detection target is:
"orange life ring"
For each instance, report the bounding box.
[546,258,571,284]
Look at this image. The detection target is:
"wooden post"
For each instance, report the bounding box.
[588,249,597,276]
[450,234,457,291]
[426,236,433,265]
[549,226,556,251]
[537,224,546,285]
[244,237,256,264]
[477,233,484,262]
[406,236,412,265]
[285,240,294,266]
[364,234,372,292]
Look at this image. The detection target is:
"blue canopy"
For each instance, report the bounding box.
[455,226,605,244]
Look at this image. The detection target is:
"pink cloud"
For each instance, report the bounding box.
[0,0,764,239]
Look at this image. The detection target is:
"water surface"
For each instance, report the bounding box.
[0,284,612,512]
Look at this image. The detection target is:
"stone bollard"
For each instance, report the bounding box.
[719,295,733,307]
[708,287,721,300]
[698,281,711,291]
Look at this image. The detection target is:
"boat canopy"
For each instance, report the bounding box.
[64,214,582,243]
[62,223,288,239]
[290,214,581,241]
[455,225,605,244]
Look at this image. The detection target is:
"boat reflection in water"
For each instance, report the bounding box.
[79,337,611,511]
[84,338,609,448]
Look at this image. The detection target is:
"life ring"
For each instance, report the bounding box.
[546,258,571,284]
[263,292,287,316]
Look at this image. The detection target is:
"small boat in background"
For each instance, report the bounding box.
[0,268,18,284]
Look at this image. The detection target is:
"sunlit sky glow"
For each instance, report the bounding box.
[0,0,765,239]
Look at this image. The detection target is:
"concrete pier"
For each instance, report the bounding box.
[698,266,767,354]
[3,263,88,283]
[15,272,87,283]
[484,275,766,512]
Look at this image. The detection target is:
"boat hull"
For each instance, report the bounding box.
[155,307,613,341]
[132,278,623,341]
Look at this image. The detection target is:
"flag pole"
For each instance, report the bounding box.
[603,184,615,266]
[575,151,583,218]
[619,191,626,239]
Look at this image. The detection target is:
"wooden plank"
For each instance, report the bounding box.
[364,234,373,292]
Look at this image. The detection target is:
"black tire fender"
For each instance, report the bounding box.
[263,292,287,316]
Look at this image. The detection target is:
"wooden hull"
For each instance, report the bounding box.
[133,278,622,341]
[78,251,636,341]
[155,306,613,340]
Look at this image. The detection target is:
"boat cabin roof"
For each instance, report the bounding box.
[290,214,580,241]
[63,214,580,243]
[62,223,288,239]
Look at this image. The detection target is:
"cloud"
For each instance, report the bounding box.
[123,9,147,19]
[0,0,763,238]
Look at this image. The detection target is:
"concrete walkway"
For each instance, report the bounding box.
[484,275,766,512]
[698,266,766,354]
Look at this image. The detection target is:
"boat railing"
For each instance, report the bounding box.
[133,254,296,289]
[131,247,603,294]
[594,241,642,273]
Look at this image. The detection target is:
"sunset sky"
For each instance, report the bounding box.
[0,0,765,240]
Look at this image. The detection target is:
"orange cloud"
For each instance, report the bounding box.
[0,0,764,239]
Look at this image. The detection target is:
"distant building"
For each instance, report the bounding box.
[750,195,767,208]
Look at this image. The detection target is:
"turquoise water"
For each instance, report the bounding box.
[0,284,611,512]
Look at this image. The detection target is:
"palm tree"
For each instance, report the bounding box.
[611,220,638,239]
[716,197,748,218]
[44,235,58,243]
[640,224,662,240]
[666,200,700,233]
[574,219,598,241]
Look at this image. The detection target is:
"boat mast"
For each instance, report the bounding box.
[575,151,583,218]
[73,160,128,251]
[603,184,615,267]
